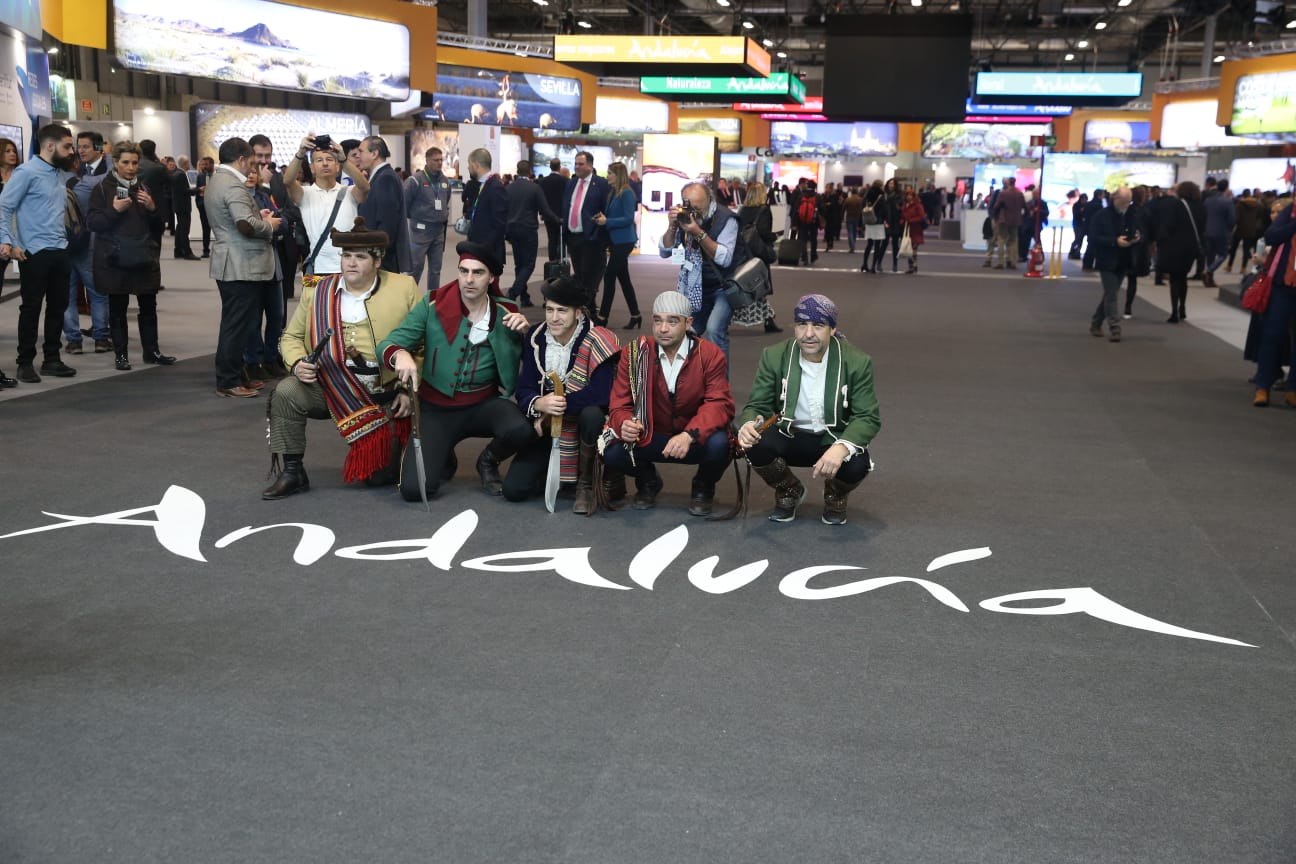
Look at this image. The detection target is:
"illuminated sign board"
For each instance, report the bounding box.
[1160,100,1253,148]
[587,96,670,137]
[554,36,771,77]
[640,72,805,103]
[1083,120,1154,152]
[923,123,1050,159]
[114,0,411,100]
[193,103,371,165]
[1231,70,1296,135]
[771,122,898,157]
[734,96,822,113]
[975,72,1143,105]
[965,99,1071,117]
[678,117,742,153]
[430,64,582,131]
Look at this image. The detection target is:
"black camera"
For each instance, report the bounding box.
[312,134,332,151]
[675,204,697,226]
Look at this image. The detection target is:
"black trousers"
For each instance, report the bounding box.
[16,248,72,365]
[565,230,606,307]
[747,430,871,485]
[174,203,194,256]
[196,203,211,254]
[109,292,160,355]
[502,404,606,502]
[1165,267,1190,315]
[399,397,532,502]
[796,220,818,263]
[215,280,266,388]
[599,241,639,321]
[543,218,562,261]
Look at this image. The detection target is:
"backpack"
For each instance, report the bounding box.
[797,194,818,225]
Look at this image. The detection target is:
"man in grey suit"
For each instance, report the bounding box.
[207,137,282,398]
[504,159,558,307]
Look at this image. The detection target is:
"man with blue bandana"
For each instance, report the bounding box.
[737,294,880,525]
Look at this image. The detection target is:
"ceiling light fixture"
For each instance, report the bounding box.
[776,50,787,58]
[911,0,923,6]
[1094,20,1107,30]
[716,0,730,6]
[532,0,548,5]
[576,19,592,28]
[741,19,755,29]
[1116,0,1131,6]
[1077,39,1089,48]
[1065,52,1075,60]
[47,46,59,55]
[1288,19,1296,27]
[762,37,774,46]
[1214,54,1225,62]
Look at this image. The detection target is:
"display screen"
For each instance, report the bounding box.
[428,64,581,132]
[114,0,410,100]
[531,143,616,178]
[965,99,1072,117]
[192,103,372,166]
[771,121,899,157]
[923,123,1049,159]
[1083,120,1154,152]
[0,0,42,41]
[1160,100,1252,149]
[975,72,1143,102]
[553,35,770,77]
[1228,158,1296,195]
[733,96,822,114]
[587,96,669,137]
[677,117,741,153]
[1105,160,1177,191]
[824,15,972,121]
[1231,71,1296,135]
[1041,153,1107,227]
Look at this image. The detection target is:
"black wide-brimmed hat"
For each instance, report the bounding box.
[455,240,503,277]
[541,275,587,309]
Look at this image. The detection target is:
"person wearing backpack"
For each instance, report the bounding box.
[735,181,782,333]
[795,179,820,266]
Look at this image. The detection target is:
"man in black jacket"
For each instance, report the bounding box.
[504,160,558,307]
[537,158,567,262]
[1088,186,1136,343]
[137,140,172,250]
[356,135,411,274]
[466,148,509,272]
[170,156,200,260]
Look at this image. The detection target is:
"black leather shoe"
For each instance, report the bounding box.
[115,355,132,371]
[476,447,504,496]
[519,296,534,308]
[65,342,83,354]
[94,339,113,353]
[16,364,40,383]
[622,315,642,330]
[39,359,77,378]
[143,350,177,365]
[632,468,664,510]
[688,494,714,517]
[262,461,310,500]
[0,370,17,388]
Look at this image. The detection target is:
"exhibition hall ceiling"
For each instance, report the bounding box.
[435,0,1279,83]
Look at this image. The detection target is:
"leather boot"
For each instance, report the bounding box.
[262,455,310,500]
[822,477,862,525]
[476,445,505,496]
[753,458,807,523]
[602,467,627,503]
[573,441,597,515]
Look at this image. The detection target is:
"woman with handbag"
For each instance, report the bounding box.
[880,178,905,273]
[1153,181,1206,323]
[593,162,641,329]
[860,180,887,274]
[732,181,782,333]
[1251,199,1296,407]
[86,140,175,371]
[899,188,927,275]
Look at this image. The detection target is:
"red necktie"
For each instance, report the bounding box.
[569,178,586,231]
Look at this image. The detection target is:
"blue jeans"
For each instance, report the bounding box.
[695,287,732,375]
[1205,234,1229,274]
[242,279,285,365]
[63,245,110,344]
[846,219,859,253]
[602,429,732,494]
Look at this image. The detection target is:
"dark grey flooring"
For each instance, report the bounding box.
[2,242,1294,863]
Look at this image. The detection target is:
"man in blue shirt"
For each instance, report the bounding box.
[0,124,79,383]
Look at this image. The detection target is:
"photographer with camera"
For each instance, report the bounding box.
[1087,185,1139,343]
[284,133,370,291]
[659,181,744,369]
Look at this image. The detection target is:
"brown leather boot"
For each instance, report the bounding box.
[602,467,627,503]
[752,458,807,522]
[573,441,597,515]
[822,476,862,525]
[262,456,310,500]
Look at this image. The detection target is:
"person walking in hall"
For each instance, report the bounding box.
[465,148,509,274]
[1123,186,1151,319]
[592,162,640,329]
[503,159,557,308]
[0,124,79,385]
[860,180,887,274]
[1202,179,1235,289]
[63,142,112,356]
[1087,186,1137,343]
[985,176,1024,270]
[356,135,411,275]
[194,156,214,257]
[880,178,907,273]
[793,179,820,266]
[405,146,452,290]
[843,186,863,255]
[1080,189,1107,271]
[136,140,172,252]
[1250,198,1296,407]
[170,156,200,260]
[1151,181,1206,323]
[562,150,611,307]
[898,188,927,274]
[537,158,567,263]
[820,183,842,251]
[734,180,782,333]
[1069,192,1089,260]
[1226,188,1265,275]
[86,140,176,371]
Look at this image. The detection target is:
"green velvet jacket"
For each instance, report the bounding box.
[738,335,880,451]
[379,297,522,399]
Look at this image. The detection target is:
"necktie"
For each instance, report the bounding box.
[569,178,586,231]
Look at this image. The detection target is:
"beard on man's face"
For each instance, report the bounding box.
[51,151,76,171]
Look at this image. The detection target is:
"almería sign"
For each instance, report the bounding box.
[0,486,1255,649]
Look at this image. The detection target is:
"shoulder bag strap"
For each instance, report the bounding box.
[302,188,347,275]
[1180,199,1204,255]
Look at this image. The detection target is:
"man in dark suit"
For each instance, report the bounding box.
[537,157,567,261]
[170,157,200,260]
[466,148,509,270]
[75,131,108,178]
[137,140,172,250]
[195,156,214,257]
[504,159,558,307]
[561,150,611,307]
[356,135,411,274]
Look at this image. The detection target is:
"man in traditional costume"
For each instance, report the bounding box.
[736,294,880,525]
[261,218,421,500]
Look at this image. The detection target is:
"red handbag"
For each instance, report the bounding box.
[1241,247,1282,314]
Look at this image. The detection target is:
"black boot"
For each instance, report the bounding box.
[573,441,597,515]
[632,464,663,510]
[688,476,715,517]
[476,445,505,496]
[753,458,807,522]
[764,318,783,333]
[114,352,131,371]
[262,455,310,500]
[602,466,627,504]
[822,477,862,525]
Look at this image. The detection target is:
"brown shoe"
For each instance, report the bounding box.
[1109,329,1121,343]
[1254,389,1270,408]
[1090,324,1103,338]
[1284,392,1296,409]
[243,378,266,391]
[216,385,259,398]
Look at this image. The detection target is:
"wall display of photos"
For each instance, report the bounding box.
[1231,70,1296,136]
[1083,120,1154,152]
[587,97,669,138]
[192,103,371,166]
[1104,160,1177,191]
[1159,100,1253,149]
[677,117,741,153]
[922,123,1049,159]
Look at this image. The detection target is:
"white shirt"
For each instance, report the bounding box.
[658,338,690,395]
[300,182,359,274]
[340,278,377,324]
[792,355,828,433]
[217,164,247,184]
[544,327,578,378]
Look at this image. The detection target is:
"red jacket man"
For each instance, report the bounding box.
[601,291,734,515]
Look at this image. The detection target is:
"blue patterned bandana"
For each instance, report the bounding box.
[794,294,838,328]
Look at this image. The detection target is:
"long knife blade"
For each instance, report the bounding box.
[543,371,565,514]
[409,389,430,512]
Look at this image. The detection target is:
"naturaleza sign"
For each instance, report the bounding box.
[640,72,806,103]
[0,486,1256,649]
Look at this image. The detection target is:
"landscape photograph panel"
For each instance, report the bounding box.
[113,0,410,100]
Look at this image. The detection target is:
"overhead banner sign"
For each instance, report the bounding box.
[965,99,1071,117]
[554,35,771,78]
[734,96,822,114]
[640,72,804,104]
[1231,70,1296,135]
[430,64,582,131]
[975,72,1143,106]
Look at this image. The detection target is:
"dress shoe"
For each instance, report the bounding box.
[241,376,266,391]
[264,359,290,378]
[622,315,642,330]
[177,252,202,261]
[262,459,310,500]
[1109,329,1121,343]
[0,369,17,388]
[201,250,210,258]
[688,493,714,517]
[94,339,114,353]
[1285,392,1296,409]
[115,354,132,371]
[476,447,504,496]
[143,350,177,365]
[65,341,83,354]
[216,385,259,398]
[39,359,77,378]
[16,364,40,383]
[632,467,664,510]
[1254,389,1270,407]
[1167,315,1180,324]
